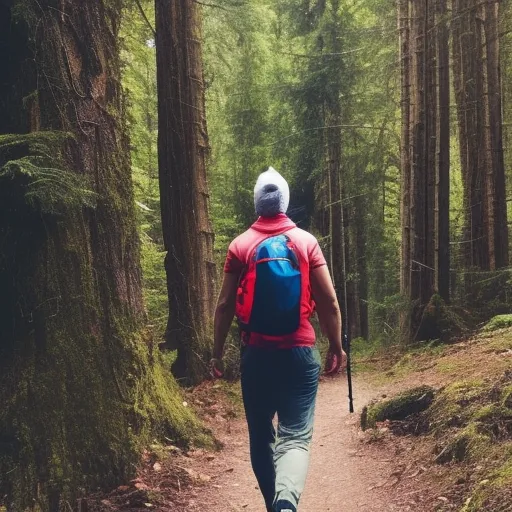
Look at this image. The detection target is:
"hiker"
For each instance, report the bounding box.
[211,167,347,512]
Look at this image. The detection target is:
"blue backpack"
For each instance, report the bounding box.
[236,234,302,336]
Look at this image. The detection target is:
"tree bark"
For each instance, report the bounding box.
[436,0,450,301]
[483,0,508,269]
[0,0,166,506]
[410,0,429,335]
[400,0,440,340]
[155,0,216,384]
[399,0,412,339]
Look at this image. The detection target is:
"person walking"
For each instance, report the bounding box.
[211,167,347,512]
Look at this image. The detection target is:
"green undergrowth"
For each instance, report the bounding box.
[353,338,448,384]
[364,369,512,510]
[0,132,97,215]
[483,314,512,332]
[363,327,512,386]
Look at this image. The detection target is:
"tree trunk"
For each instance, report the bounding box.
[436,0,450,301]
[453,0,490,271]
[0,1,192,507]
[399,0,412,339]
[326,109,346,316]
[410,0,429,335]
[483,0,509,269]
[400,0,439,341]
[155,0,216,384]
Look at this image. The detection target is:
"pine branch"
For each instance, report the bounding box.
[194,0,245,9]
[194,0,230,10]
[135,0,156,37]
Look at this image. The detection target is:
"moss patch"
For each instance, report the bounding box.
[461,455,512,511]
[483,314,512,332]
[363,385,435,430]
[366,372,512,509]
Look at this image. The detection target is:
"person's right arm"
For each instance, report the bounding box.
[311,265,347,374]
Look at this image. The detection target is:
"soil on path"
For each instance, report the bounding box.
[91,371,455,512]
[189,375,401,512]
[88,333,512,511]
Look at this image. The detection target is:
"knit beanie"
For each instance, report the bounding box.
[254,167,290,217]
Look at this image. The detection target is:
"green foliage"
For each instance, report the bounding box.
[0,133,97,215]
[140,234,168,338]
[483,314,512,332]
[461,456,512,512]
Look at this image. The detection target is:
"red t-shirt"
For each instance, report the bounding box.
[224,214,327,347]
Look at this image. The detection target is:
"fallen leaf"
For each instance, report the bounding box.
[185,468,199,480]
[368,480,387,490]
[386,477,400,487]
[153,462,162,472]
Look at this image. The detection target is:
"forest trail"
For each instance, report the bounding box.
[192,375,401,512]
[93,331,512,511]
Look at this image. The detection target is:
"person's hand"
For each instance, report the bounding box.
[324,344,347,375]
[209,358,224,379]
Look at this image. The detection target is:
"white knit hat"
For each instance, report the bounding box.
[254,167,290,217]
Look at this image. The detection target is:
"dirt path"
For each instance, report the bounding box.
[191,375,401,512]
[91,334,512,511]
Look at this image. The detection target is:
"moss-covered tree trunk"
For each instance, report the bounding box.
[155,0,216,384]
[0,1,198,509]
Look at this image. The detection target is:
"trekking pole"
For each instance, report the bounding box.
[343,331,354,413]
[339,182,354,413]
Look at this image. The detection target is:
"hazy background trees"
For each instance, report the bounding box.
[124,0,512,349]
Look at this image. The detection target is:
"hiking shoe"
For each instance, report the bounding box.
[273,500,297,512]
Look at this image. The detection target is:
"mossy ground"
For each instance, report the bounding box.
[364,385,435,429]
[483,314,512,332]
[360,324,512,511]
